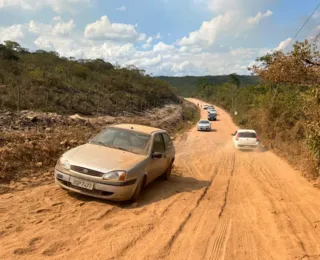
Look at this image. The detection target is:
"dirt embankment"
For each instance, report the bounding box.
[0,101,198,192]
[1,99,320,260]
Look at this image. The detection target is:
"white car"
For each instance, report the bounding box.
[232,129,259,150]
[197,120,211,131]
[203,105,208,110]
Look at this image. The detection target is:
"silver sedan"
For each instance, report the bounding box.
[55,124,175,201]
[197,120,211,131]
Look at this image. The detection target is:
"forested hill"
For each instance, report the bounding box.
[0,41,178,115]
[157,75,260,97]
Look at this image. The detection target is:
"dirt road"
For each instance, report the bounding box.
[1,98,320,260]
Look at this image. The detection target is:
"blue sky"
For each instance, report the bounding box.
[0,0,319,76]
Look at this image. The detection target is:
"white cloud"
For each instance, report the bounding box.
[275,38,292,51]
[34,36,54,49]
[53,16,62,22]
[178,12,234,47]
[142,43,151,49]
[247,10,273,25]
[137,33,147,41]
[116,5,126,12]
[153,42,175,52]
[312,10,320,20]
[146,37,153,44]
[27,31,267,75]
[28,19,75,36]
[0,24,24,42]
[84,15,143,42]
[127,55,163,68]
[0,0,277,77]
[53,19,75,36]
[28,20,51,34]
[0,0,91,13]
[87,42,136,61]
[200,0,269,14]
[142,37,153,49]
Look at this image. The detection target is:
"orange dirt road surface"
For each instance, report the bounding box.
[1,98,320,260]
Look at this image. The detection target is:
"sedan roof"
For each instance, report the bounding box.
[112,124,163,134]
[237,129,256,133]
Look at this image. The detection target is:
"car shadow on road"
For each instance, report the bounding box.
[198,129,217,133]
[256,146,269,153]
[136,174,210,207]
[67,174,210,208]
[237,146,269,153]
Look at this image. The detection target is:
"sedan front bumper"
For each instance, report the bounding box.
[55,170,137,201]
[198,126,211,131]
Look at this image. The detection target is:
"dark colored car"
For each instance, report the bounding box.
[208,112,217,121]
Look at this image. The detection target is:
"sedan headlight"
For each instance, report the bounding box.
[57,157,70,170]
[103,171,127,181]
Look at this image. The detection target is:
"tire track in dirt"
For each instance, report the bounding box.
[237,152,320,259]
[163,150,236,260]
[245,156,308,257]
[205,154,237,260]
[218,153,236,218]
[167,150,230,248]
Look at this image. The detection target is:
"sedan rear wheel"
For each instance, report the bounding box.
[162,162,173,180]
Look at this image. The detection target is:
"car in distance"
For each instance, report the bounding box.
[208,112,217,121]
[203,105,208,110]
[231,129,259,150]
[207,108,216,114]
[55,124,175,201]
[197,120,211,131]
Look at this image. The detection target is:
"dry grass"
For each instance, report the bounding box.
[0,101,198,184]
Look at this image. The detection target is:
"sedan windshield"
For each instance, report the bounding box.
[90,128,151,155]
[238,132,257,138]
[199,120,209,124]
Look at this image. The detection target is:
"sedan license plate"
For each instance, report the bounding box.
[71,177,94,190]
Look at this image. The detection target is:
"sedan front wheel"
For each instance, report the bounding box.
[130,176,145,202]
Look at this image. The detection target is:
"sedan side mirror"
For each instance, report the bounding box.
[231,133,235,136]
[152,152,162,159]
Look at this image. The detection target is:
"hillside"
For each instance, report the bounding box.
[0,41,178,115]
[157,75,259,96]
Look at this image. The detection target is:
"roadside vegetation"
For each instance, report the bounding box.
[158,75,259,97]
[0,41,200,188]
[0,41,178,115]
[196,40,320,179]
[0,102,198,188]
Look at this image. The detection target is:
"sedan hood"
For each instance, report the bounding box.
[63,143,147,172]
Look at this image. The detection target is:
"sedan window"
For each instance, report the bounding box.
[153,134,165,153]
[238,132,257,138]
[90,128,151,155]
[162,133,172,151]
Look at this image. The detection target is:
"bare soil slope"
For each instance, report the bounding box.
[1,98,320,260]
